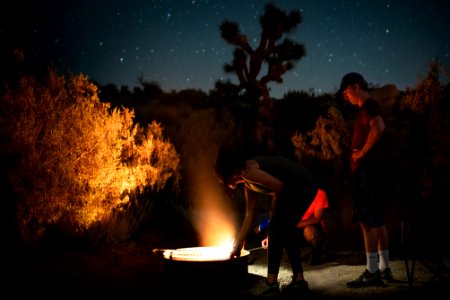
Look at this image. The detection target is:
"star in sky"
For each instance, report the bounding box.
[2,0,450,98]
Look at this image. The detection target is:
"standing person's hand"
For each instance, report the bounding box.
[261,237,269,249]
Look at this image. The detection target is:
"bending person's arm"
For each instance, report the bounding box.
[231,187,258,257]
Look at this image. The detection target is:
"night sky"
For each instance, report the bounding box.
[2,0,450,98]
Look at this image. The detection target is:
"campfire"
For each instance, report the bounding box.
[158,246,251,277]
[155,158,251,273]
[155,213,250,274]
[162,246,249,262]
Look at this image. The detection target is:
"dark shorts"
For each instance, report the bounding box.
[351,168,384,227]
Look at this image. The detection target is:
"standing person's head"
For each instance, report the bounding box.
[335,72,369,106]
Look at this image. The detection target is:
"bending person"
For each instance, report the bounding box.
[215,150,329,298]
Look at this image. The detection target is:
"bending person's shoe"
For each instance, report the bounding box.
[281,279,309,298]
[247,278,281,298]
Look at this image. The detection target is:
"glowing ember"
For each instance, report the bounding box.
[163,246,249,262]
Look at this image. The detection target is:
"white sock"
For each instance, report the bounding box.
[378,250,389,271]
[366,252,378,273]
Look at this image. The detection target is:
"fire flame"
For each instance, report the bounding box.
[191,185,237,249]
[188,152,238,249]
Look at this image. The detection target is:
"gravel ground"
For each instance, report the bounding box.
[8,241,449,299]
[6,203,449,299]
[246,247,450,299]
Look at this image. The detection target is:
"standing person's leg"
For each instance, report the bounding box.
[346,222,384,288]
[377,225,394,282]
[361,223,380,273]
[377,225,389,250]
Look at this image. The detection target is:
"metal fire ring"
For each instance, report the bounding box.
[162,246,250,262]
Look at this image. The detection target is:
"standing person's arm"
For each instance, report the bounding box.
[352,116,385,160]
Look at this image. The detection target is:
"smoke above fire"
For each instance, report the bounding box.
[178,108,239,248]
[190,165,236,247]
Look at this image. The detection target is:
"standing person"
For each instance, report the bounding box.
[335,72,393,288]
[215,150,328,298]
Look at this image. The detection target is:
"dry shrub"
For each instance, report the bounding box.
[291,105,349,166]
[0,69,180,242]
[401,61,444,114]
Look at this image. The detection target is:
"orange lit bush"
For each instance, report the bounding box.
[291,105,349,165]
[0,69,180,242]
[401,61,446,114]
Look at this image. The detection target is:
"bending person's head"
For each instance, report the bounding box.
[214,146,247,189]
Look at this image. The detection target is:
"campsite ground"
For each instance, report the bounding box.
[5,200,449,299]
[7,227,450,299]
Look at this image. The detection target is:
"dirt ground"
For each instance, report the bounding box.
[5,202,449,299]
[247,247,450,299]
[7,236,450,299]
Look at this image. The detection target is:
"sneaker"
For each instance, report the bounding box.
[380,267,394,283]
[281,279,309,298]
[247,278,281,298]
[346,269,384,288]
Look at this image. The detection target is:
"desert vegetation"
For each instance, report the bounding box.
[0,2,448,256]
[1,59,449,253]
[0,69,180,245]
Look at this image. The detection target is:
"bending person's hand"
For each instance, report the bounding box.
[230,241,243,258]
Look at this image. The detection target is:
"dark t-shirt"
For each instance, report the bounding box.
[245,156,319,224]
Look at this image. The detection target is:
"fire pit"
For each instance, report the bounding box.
[159,246,250,277]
